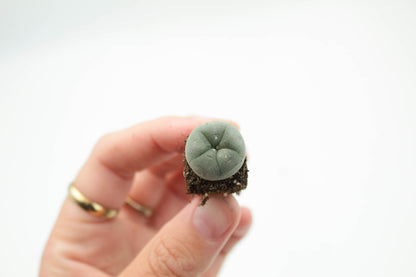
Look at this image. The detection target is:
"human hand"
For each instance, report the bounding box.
[39,116,252,277]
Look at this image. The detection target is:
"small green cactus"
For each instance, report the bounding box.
[185,121,246,181]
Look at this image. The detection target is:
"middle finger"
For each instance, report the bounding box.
[126,154,188,219]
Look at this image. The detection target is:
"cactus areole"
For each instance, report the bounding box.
[184,121,248,205]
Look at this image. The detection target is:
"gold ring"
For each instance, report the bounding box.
[125,196,153,217]
[68,183,118,219]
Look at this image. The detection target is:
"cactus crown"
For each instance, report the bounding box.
[185,121,246,181]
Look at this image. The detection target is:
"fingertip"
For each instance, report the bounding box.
[120,194,243,277]
[186,115,241,130]
[192,194,241,240]
[234,207,253,237]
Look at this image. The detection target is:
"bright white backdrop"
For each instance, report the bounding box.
[1,1,416,276]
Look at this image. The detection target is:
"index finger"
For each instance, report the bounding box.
[72,116,213,212]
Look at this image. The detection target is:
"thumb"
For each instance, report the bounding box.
[120,195,241,277]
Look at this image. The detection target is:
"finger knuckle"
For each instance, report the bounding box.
[92,133,133,181]
[94,133,115,155]
[147,236,197,277]
[41,237,76,276]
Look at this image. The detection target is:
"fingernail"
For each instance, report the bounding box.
[193,196,233,239]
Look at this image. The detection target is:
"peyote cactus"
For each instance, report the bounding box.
[184,121,248,205]
[185,121,246,181]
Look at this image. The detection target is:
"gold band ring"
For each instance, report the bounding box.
[125,196,153,217]
[68,183,118,219]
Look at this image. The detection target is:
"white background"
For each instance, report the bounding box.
[1,1,416,276]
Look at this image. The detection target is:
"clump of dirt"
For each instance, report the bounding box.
[184,158,248,205]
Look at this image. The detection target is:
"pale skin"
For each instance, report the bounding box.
[39,116,252,277]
